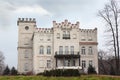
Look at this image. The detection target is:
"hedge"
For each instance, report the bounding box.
[40,69,80,77]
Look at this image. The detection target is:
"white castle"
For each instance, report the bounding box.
[17,18,98,74]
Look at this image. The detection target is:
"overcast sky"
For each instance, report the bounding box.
[0,0,108,68]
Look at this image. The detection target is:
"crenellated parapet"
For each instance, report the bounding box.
[53,19,79,29]
[17,18,36,25]
[80,28,97,33]
[35,28,53,33]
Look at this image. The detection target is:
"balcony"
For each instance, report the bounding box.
[56,66,82,69]
[54,51,80,58]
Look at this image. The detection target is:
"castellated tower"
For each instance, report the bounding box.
[17,18,36,74]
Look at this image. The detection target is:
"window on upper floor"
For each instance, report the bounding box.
[88,46,93,55]
[70,46,74,54]
[59,46,63,54]
[57,33,60,39]
[88,36,92,41]
[47,46,51,54]
[81,46,86,55]
[82,60,86,68]
[39,35,44,41]
[63,31,70,39]
[73,34,77,39]
[40,46,44,54]
[47,35,51,41]
[81,36,85,41]
[40,38,43,41]
[47,38,51,41]
[25,26,29,30]
[24,50,29,58]
[65,46,69,54]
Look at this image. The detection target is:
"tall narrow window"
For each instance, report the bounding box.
[72,60,75,66]
[40,46,44,54]
[47,46,51,54]
[63,31,66,39]
[81,46,85,55]
[24,50,28,58]
[65,46,69,54]
[70,46,74,54]
[82,60,86,68]
[47,60,51,68]
[67,31,70,38]
[24,63,28,71]
[88,46,93,55]
[59,46,63,54]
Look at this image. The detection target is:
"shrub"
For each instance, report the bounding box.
[87,65,96,74]
[43,69,80,77]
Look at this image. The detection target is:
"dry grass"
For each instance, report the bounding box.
[0,75,119,80]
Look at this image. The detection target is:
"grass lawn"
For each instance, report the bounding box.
[0,75,120,80]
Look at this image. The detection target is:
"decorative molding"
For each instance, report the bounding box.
[79,42,98,45]
[17,47,32,49]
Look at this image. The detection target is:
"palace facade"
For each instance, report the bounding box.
[17,18,98,74]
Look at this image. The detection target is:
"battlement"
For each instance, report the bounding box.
[53,19,79,29]
[80,28,97,33]
[35,28,53,33]
[17,18,36,25]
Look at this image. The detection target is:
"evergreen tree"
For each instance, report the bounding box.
[3,65,10,75]
[110,66,115,75]
[87,65,96,74]
[11,67,17,75]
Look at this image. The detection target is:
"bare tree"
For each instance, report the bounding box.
[98,50,111,74]
[0,51,5,75]
[98,49,116,75]
[98,0,120,75]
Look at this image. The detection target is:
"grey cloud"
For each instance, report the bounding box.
[0,0,108,68]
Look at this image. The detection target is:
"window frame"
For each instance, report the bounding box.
[24,63,28,71]
[47,60,51,68]
[70,46,74,54]
[40,46,44,54]
[59,46,63,54]
[88,46,93,55]
[47,46,51,54]
[24,50,29,58]
[81,46,86,55]
[82,60,86,68]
